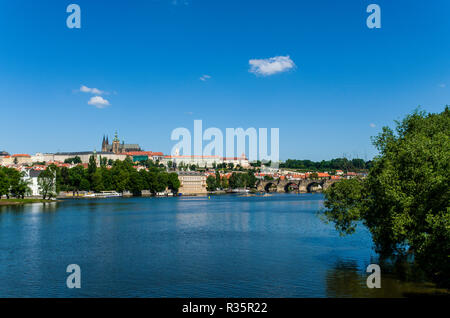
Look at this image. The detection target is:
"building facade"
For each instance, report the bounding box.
[163,152,250,169]
[0,154,32,166]
[177,171,207,195]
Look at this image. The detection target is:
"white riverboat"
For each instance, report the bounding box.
[231,188,250,193]
[84,191,122,198]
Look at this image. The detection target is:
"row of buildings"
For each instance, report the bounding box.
[0,132,250,196]
[0,132,250,169]
[0,132,363,196]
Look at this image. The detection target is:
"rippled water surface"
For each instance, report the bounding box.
[0,194,440,297]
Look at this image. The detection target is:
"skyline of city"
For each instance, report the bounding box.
[1,1,449,160]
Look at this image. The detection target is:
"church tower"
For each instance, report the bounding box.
[101,135,106,152]
[112,131,120,154]
[102,134,110,152]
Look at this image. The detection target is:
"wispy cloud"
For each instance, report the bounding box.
[80,85,106,95]
[88,96,110,108]
[249,55,295,76]
[171,0,189,5]
[370,123,376,128]
[200,74,211,81]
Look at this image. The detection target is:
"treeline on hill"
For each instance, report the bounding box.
[280,158,372,171]
[56,156,180,196]
[206,171,257,191]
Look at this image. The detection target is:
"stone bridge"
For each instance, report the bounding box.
[256,178,339,193]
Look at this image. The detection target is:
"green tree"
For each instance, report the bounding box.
[38,166,57,200]
[247,172,257,188]
[0,169,10,198]
[155,172,168,192]
[100,156,108,167]
[88,155,97,177]
[215,171,221,189]
[91,169,104,192]
[68,165,84,194]
[168,173,180,192]
[221,176,229,189]
[323,107,450,287]
[6,169,24,198]
[7,170,31,199]
[128,170,145,196]
[206,175,216,191]
[64,156,81,164]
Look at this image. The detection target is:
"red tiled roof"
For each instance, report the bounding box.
[124,151,165,157]
[12,154,30,157]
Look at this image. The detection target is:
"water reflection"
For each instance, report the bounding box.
[326,258,449,297]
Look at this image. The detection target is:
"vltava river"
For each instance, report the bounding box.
[0,194,442,297]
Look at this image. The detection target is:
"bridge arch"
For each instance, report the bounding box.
[284,182,299,193]
[306,181,323,193]
[264,182,278,192]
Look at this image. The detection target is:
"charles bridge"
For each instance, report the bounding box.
[255,178,339,193]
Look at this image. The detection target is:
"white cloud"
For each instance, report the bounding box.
[370,123,376,128]
[249,55,295,76]
[88,96,110,108]
[200,74,211,81]
[80,85,105,95]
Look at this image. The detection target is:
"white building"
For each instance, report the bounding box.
[163,152,250,169]
[31,152,127,165]
[21,167,56,197]
[177,171,207,195]
[22,168,42,196]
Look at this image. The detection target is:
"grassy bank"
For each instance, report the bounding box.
[0,198,56,206]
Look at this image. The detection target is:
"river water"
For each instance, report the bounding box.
[0,193,443,297]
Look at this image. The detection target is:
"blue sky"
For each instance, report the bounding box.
[0,0,449,161]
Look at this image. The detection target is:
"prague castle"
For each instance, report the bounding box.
[101,131,142,154]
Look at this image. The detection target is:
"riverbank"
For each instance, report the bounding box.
[0,198,56,206]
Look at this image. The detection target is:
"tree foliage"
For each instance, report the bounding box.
[323,107,450,287]
[280,157,371,171]
[229,172,256,189]
[0,167,31,199]
[54,156,181,196]
[38,165,57,200]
